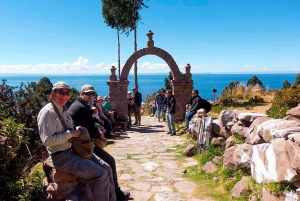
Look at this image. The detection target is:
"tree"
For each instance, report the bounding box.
[212,88,217,102]
[102,0,147,81]
[292,74,300,87]
[247,75,264,90]
[282,80,291,89]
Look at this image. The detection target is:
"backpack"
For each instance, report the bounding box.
[201,98,211,113]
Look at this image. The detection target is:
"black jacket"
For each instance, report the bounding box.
[189,95,202,113]
[133,91,142,107]
[68,98,99,138]
[163,95,176,114]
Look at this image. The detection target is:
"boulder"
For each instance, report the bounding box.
[288,133,300,147]
[212,119,221,135]
[184,144,196,157]
[203,161,218,173]
[219,127,232,139]
[211,137,225,146]
[237,112,268,123]
[223,146,235,170]
[260,188,298,201]
[212,156,221,165]
[233,144,253,173]
[43,157,93,201]
[231,176,251,197]
[286,106,300,119]
[251,138,300,184]
[284,115,300,123]
[231,123,249,138]
[219,110,234,127]
[249,119,300,144]
[225,136,236,149]
[248,117,273,144]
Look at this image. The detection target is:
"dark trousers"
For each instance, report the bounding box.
[94,146,119,191]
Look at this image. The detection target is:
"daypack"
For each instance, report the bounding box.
[201,98,211,113]
[71,128,94,159]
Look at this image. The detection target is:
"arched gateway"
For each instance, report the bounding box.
[107,30,193,129]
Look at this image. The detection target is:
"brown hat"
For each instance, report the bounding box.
[52,81,70,90]
[81,84,95,93]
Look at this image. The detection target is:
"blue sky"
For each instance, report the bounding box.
[0,0,299,74]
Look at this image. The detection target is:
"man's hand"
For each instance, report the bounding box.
[71,126,85,138]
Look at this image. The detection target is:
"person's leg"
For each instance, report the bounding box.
[170,113,176,135]
[157,105,161,121]
[52,150,113,201]
[137,106,141,125]
[94,146,118,191]
[133,108,138,125]
[93,146,129,200]
[185,111,195,130]
[166,113,171,133]
[127,110,132,126]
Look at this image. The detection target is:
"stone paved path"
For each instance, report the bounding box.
[107,116,212,201]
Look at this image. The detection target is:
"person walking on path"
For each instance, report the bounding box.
[37,82,115,201]
[68,84,129,200]
[163,90,177,135]
[155,89,166,122]
[132,88,142,126]
[184,89,206,132]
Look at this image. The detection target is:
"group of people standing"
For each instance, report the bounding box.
[150,89,177,136]
[150,89,210,135]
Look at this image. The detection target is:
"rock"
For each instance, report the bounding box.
[212,119,221,135]
[219,110,234,127]
[260,188,298,201]
[286,140,300,175]
[42,157,93,201]
[223,146,235,170]
[231,123,249,138]
[237,112,268,123]
[211,137,225,146]
[248,117,273,145]
[212,156,221,165]
[286,106,300,119]
[231,176,251,197]
[284,115,300,123]
[184,144,196,156]
[233,144,253,173]
[219,127,232,139]
[251,138,300,184]
[226,121,234,130]
[203,161,218,173]
[225,136,236,149]
[288,133,300,146]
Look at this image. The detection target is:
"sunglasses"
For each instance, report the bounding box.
[84,92,95,96]
[55,90,71,96]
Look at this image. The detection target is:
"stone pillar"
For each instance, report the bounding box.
[107,80,129,128]
[183,63,192,81]
[172,80,194,121]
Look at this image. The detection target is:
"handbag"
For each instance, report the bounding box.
[51,101,94,159]
[93,138,107,149]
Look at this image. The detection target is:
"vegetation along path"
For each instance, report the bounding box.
[106,116,212,201]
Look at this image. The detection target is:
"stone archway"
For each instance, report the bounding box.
[107,30,193,129]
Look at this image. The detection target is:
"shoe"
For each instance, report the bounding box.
[133,122,138,125]
[171,133,177,136]
[163,119,166,122]
[167,131,172,134]
[116,188,130,200]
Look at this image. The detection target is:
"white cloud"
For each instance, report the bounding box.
[245,64,251,68]
[262,67,267,71]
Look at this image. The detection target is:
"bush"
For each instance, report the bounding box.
[267,86,300,119]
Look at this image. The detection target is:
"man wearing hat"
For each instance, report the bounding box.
[155,89,166,122]
[37,82,116,201]
[68,84,129,200]
[132,88,142,125]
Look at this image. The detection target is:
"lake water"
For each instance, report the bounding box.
[1,73,298,101]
